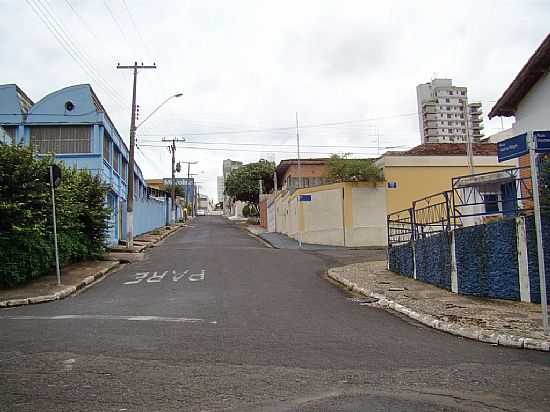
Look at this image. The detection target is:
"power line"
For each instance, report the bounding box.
[120,0,167,99]
[26,0,128,110]
[137,143,392,156]
[137,138,406,150]
[103,0,137,57]
[137,112,419,137]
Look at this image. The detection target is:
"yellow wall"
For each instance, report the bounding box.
[384,165,512,214]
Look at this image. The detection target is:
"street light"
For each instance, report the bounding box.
[136,93,183,130]
[126,92,183,249]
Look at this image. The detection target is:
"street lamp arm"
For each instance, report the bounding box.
[136,93,183,130]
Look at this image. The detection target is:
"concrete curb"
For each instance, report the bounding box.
[0,261,120,308]
[243,227,275,249]
[327,269,550,352]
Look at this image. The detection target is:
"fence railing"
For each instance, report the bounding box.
[387,166,534,247]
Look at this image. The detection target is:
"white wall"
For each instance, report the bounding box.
[513,72,550,134]
[301,187,345,246]
[347,185,387,247]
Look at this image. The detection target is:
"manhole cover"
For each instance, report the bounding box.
[347,297,379,304]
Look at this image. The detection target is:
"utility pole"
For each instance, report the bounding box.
[464,99,474,175]
[296,112,302,189]
[178,160,198,216]
[162,138,186,223]
[296,112,302,249]
[117,62,156,248]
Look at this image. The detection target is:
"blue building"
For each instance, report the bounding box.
[0,84,179,245]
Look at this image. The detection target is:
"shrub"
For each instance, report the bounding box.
[0,144,110,287]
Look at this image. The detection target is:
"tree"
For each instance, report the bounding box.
[224,159,275,206]
[327,154,383,183]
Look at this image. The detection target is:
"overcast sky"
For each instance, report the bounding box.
[2,0,549,200]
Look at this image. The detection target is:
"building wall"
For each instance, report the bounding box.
[280,163,328,189]
[380,156,516,214]
[273,181,387,247]
[0,84,170,246]
[513,73,550,135]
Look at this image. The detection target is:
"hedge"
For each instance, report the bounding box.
[0,144,110,287]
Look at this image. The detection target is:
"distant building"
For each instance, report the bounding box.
[417,78,484,144]
[222,159,243,215]
[217,176,224,203]
[275,158,329,191]
[146,177,195,205]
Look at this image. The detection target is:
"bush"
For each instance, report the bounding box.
[242,203,259,218]
[0,144,110,287]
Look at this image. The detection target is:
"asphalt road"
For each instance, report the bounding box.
[1,216,549,411]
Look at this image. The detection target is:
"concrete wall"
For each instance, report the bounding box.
[272,181,387,247]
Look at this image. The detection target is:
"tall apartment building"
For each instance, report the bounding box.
[416,78,484,144]
[217,176,224,203]
[222,159,243,213]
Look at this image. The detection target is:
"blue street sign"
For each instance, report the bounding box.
[299,194,312,202]
[497,133,528,162]
[534,130,550,153]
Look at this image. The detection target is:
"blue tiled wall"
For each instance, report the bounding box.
[415,232,452,290]
[525,215,550,304]
[388,243,414,278]
[455,218,520,300]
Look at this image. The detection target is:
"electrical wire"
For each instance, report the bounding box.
[137,143,392,156]
[137,112,419,137]
[26,0,128,111]
[137,138,406,150]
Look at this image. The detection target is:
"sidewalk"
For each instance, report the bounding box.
[246,225,352,250]
[0,260,120,307]
[328,261,550,351]
[0,223,187,307]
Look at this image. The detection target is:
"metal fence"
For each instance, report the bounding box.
[387,166,534,247]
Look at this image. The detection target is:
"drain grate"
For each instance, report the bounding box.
[347,296,379,305]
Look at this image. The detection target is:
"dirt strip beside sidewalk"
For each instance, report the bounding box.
[328,261,550,351]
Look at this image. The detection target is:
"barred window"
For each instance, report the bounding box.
[113,146,120,174]
[30,126,90,154]
[103,132,110,163]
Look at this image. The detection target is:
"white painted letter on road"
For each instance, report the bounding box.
[123,272,149,285]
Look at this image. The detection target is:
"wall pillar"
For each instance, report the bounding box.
[516,216,531,302]
[450,231,458,293]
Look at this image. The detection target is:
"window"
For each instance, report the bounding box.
[449,91,453,95]
[447,106,451,110]
[461,91,466,96]
[103,132,111,163]
[121,158,128,181]
[113,146,120,174]
[30,126,91,154]
[483,194,499,214]
[447,114,451,118]
[445,98,450,103]
[1,126,16,144]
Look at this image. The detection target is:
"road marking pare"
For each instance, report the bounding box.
[123,270,205,285]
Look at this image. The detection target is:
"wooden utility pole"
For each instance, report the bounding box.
[116,62,156,248]
[162,138,187,223]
